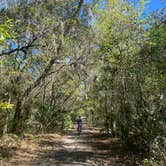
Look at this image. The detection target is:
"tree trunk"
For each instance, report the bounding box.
[42,79,46,112]
[11,99,22,133]
[11,47,60,133]
[3,111,8,135]
[3,97,11,135]
[104,93,109,134]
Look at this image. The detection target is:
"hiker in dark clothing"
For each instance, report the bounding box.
[77,116,82,134]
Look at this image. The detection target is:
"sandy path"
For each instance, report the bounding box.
[3,129,144,166]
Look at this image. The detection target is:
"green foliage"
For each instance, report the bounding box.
[87,0,166,150]
[0,102,14,110]
[0,19,15,44]
[0,1,165,161]
[64,114,72,130]
[142,158,160,166]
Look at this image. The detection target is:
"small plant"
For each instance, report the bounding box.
[0,102,14,110]
[142,158,159,166]
[150,136,166,166]
[64,115,72,130]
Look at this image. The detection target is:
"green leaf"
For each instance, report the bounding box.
[0,102,14,110]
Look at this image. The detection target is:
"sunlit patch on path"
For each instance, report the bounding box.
[4,129,145,166]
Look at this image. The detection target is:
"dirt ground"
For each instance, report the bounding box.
[1,128,146,166]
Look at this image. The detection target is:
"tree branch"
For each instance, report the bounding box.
[21,46,61,100]
[66,0,84,19]
[0,37,38,57]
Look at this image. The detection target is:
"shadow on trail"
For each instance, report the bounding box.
[29,129,144,166]
[38,150,100,165]
[32,131,107,165]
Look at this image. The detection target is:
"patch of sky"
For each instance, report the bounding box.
[145,0,165,14]
[85,0,165,15]
[0,0,14,9]
[32,48,43,56]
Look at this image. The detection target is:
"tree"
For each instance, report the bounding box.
[0,0,95,133]
[0,18,16,135]
[85,0,165,149]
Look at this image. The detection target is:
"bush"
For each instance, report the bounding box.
[150,136,166,166]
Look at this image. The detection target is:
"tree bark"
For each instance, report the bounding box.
[11,98,22,133]
[3,97,11,135]
[11,47,60,133]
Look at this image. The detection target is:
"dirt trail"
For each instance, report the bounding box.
[3,129,144,166]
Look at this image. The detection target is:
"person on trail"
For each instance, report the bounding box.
[77,116,82,134]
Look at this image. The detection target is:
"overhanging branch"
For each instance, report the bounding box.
[0,37,38,57]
